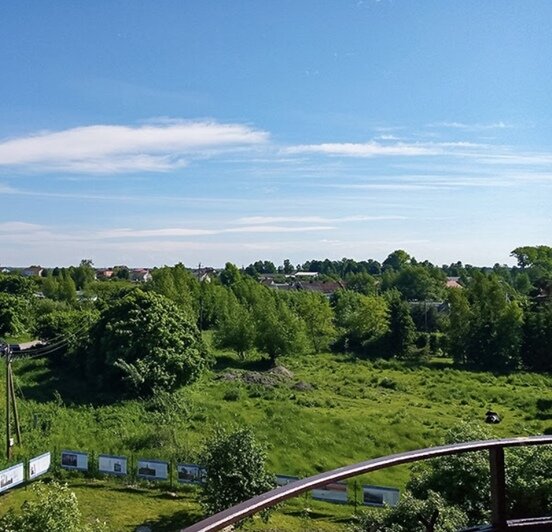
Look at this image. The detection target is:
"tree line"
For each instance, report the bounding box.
[0,246,550,398]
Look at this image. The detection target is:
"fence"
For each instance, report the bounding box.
[183,435,552,532]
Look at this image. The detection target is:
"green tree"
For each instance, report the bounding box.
[0,293,31,337]
[200,427,275,518]
[333,290,389,356]
[149,263,199,317]
[70,259,96,290]
[383,249,411,271]
[0,481,107,532]
[254,294,308,365]
[214,292,255,358]
[521,303,552,371]
[447,274,523,371]
[88,290,207,396]
[34,308,98,365]
[408,424,492,523]
[354,491,467,532]
[219,262,242,287]
[293,292,337,353]
[386,294,416,359]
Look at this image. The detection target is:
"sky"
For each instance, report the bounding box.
[0,0,551,268]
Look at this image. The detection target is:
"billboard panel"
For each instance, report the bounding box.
[276,475,300,487]
[29,452,51,480]
[137,459,169,481]
[362,485,400,507]
[98,454,128,476]
[177,463,206,485]
[312,481,348,504]
[61,450,88,471]
[0,463,24,493]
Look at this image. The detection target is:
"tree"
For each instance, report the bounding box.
[149,263,199,317]
[254,294,308,365]
[521,302,552,371]
[383,249,411,271]
[333,290,389,356]
[447,274,523,371]
[0,481,107,532]
[70,259,96,290]
[214,292,255,358]
[219,262,241,287]
[386,294,416,359]
[87,290,207,396]
[393,266,445,301]
[293,292,337,353]
[34,308,98,365]
[200,427,275,518]
[354,491,467,532]
[0,293,31,337]
[408,424,492,524]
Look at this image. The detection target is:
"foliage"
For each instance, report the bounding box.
[385,294,416,359]
[353,490,467,532]
[0,481,107,532]
[148,263,199,318]
[0,274,36,297]
[34,308,98,363]
[290,291,337,353]
[214,291,255,358]
[521,302,552,372]
[408,424,492,523]
[200,427,275,518]
[87,290,207,395]
[0,292,32,337]
[447,274,523,371]
[333,290,389,356]
[254,294,308,364]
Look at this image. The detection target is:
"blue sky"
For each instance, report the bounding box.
[0,0,551,267]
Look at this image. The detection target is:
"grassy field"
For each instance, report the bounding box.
[0,345,550,530]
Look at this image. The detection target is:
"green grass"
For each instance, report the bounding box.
[0,348,550,530]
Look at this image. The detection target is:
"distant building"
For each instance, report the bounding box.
[96,268,114,279]
[21,265,44,277]
[129,268,152,282]
[446,276,463,289]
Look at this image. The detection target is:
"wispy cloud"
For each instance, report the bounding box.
[236,215,406,224]
[428,121,513,130]
[97,225,334,239]
[284,141,438,157]
[0,120,268,173]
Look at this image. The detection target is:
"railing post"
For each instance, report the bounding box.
[489,446,507,531]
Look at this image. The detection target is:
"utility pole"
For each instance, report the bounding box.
[9,363,21,445]
[2,341,11,460]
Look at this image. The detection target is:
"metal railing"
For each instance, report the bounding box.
[184,435,552,532]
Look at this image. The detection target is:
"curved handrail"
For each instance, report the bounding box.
[184,435,552,532]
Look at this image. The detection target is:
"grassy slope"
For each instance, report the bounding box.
[0,349,550,530]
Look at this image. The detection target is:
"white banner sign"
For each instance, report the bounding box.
[29,452,51,480]
[312,481,348,504]
[137,459,169,480]
[98,455,127,476]
[177,463,206,485]
[0,463,24,493]
[362,485,400,507]
[276,475,300,486]
[61,450,88,471]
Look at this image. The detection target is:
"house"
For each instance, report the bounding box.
[446,277,463,289]
[130,268,152,282]
[21,265,44,277]
[292,271,319,279]
[96,268,114,279]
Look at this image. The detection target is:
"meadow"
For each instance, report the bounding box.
[0,344,550,530]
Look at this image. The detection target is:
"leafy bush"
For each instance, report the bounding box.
[200,427,275,519]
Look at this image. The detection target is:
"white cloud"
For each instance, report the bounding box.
[428,121,513,130]
[96,225,334,239]
[236,215,406,224]
[0,120,268,173]
[284,141,438,157]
